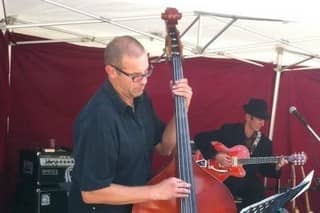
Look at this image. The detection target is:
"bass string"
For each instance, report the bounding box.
[173,52,197,213]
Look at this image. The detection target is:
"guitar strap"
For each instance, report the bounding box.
[249,131,261,155]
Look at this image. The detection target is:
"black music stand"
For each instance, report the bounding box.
[240,170,314,213]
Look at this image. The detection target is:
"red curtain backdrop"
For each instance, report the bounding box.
[1,33,320,212]
[274,70,320,211]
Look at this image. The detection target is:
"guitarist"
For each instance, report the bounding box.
[194,98,288,211]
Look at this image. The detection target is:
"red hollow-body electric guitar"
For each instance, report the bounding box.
[194,142,306,182]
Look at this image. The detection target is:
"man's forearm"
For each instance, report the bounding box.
[81,183,154,205]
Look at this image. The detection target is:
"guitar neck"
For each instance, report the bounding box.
[238,156,285,165]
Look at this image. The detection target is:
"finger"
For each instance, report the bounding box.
[176,193,190,198]
[169,80,173,89]
[178,182,191,188]
[172,86,192,92]
[176,178,190,185]
[175,187,191,197]
[177,188,191,195]
[172,91,192,97]
[172,80,190,88]
[172,86,192,94]
[174,78,188,84]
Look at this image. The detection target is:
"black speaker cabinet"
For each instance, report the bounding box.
[14,184,68,213]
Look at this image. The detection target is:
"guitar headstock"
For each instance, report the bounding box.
[288,152,307,165]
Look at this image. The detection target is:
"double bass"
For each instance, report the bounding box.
[132,8,236,213]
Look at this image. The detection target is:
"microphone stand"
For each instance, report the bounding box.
[304,123,320,143]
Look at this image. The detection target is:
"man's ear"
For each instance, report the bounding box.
[244,113,251,121]
[105,65,117,79]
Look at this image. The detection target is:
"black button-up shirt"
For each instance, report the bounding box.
[69,80,164,213]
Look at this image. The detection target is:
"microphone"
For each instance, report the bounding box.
[289,106,308,126]
[289,106,320,142]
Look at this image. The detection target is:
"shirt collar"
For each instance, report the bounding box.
[102,80,144,114]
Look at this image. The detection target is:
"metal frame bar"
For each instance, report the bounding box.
[13,38,105,45]
[283,56,316,70]
[283,66,320,71]
[12,18,106,44]
[190,11,291,63]
[12,34,155,46]
[281,47,320,70]
[196,15,201,48]
[199,18,237,53]
[209,51,264,67]
[1,0,8,24]
[284,48,320,59]
[42,0,164,42]
[35,0,195,52]
[7,19,104,29]
[6,13,180,29]
[180,15,200,38]
[194,11,289,23]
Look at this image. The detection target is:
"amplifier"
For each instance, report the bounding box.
[19,149,74,186]
[14,184,68,213]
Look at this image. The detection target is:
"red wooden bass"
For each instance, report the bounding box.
[132,8,236,213]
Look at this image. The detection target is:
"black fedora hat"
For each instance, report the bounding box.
[243,98,269,120]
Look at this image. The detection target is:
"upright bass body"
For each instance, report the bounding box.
[132,159,237,212]
[133,8,236,213]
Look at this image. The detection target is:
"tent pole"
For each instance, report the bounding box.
[6,42,12,134]
[264,46,283,195]
[269,47,283,140]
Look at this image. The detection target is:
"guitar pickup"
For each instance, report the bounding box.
[232,157,239,167]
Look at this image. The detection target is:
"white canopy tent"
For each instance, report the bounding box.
[1,0,320,140]
[1,0,320,68]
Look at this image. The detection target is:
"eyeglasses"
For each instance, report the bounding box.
[109,64,153,82]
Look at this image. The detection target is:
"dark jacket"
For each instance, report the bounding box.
[194,123,280,208]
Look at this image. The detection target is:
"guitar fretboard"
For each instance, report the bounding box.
[238,156,285,165]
